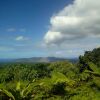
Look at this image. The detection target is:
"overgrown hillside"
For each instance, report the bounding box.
[0,48,100,100]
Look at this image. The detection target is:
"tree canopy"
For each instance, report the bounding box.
[0,48,100,100]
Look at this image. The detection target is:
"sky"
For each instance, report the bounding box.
[0,0,100,59]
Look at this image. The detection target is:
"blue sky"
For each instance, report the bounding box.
[0,0,100,58]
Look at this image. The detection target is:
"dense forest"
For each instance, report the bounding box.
[0,48,100,100]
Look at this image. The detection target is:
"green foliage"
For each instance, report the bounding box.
[0,47,100,99]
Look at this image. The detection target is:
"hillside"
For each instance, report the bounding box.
[15,57,67,63]
[0,48,100,100]
[0,57,78,63]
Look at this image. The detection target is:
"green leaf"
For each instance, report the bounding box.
[88,62,100,73]
[0,89,15,100]
[16,81,21,91]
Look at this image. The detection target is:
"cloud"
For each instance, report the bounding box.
[7,28,16,32]
[0,46,14,51]
[44,0,100,45]
[15,36,29,41]
[54,49,84,58]
[7,28,26,32]
[19,28,26,32]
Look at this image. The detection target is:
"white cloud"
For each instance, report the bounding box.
[7,28,16,32]
[55,49,84,58]
[44,0,100,45]
[7,28,26,32]
[20,28,26,32]
[15,36,29,41]
[0,46,14,51]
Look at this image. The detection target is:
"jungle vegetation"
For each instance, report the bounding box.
[0,47,100,100]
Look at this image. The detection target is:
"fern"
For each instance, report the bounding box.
[88,62,100,73]
[0,89,15,100]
